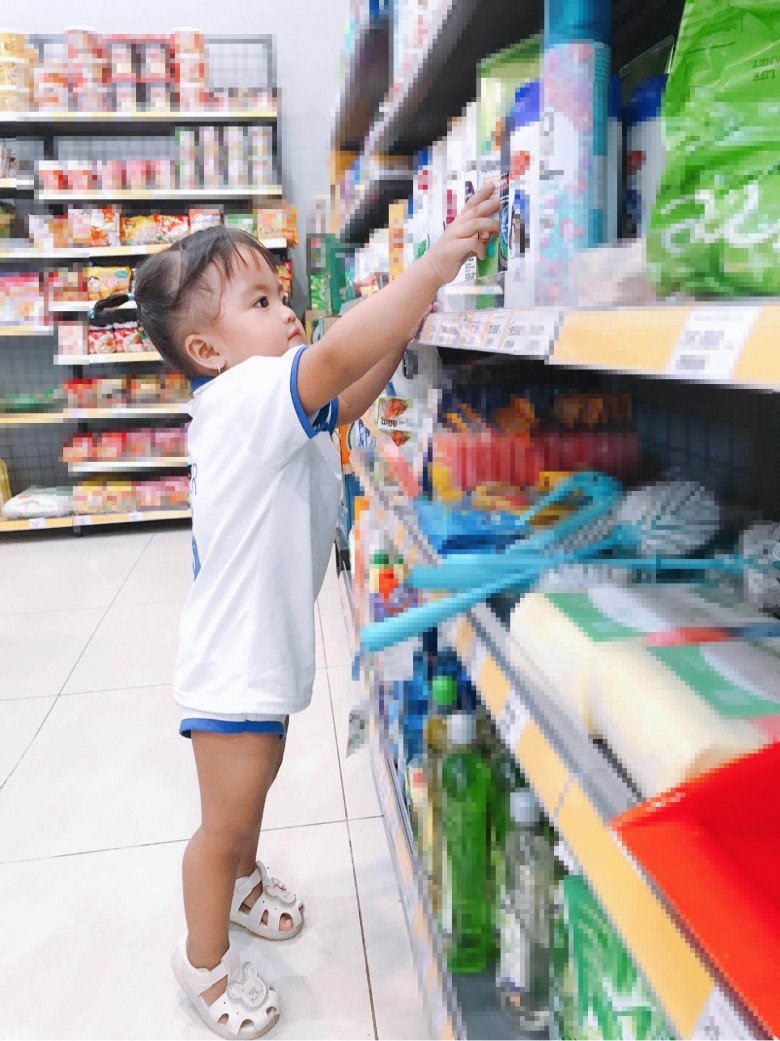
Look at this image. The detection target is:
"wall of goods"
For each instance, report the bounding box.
[323,2,780,1040]
[0,26,298,533]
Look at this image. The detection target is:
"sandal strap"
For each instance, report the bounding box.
[234,867,263,903]
[257,860,296,906]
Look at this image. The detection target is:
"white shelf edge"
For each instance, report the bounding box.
[67,457,190,473]
[54,352,161,365]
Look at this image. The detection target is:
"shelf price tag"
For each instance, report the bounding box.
[692,986,756,1040]
[503,309,562,358]
[29,517,47,530]
[667,305,761,382]
[74,515,93,526]
[481,311,510,351]
[129,511,143,523]
[498,694,530,753]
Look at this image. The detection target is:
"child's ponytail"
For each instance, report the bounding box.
[88,291,134,322]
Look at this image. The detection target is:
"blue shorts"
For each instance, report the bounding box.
[179,709,287,741]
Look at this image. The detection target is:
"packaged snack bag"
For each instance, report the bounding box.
[276,259,293,296]
[96,431,126,461]
[256,205,297,246]
[155,213,189,243]
[90,207,121,247]
[85,266,132,301]
[68,208,93,247]
[95,377,126,405]
[113,321,145,353]
[188,207,222,233]
[120,214,159,246]
[73,482,105,515]
[57,322,87,356]
[63,433,96,463]
[127,428,153,458]
[87,326,116,355]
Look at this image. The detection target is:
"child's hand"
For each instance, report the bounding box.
[426,182,501,284]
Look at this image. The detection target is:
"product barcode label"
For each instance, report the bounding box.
[28,517,46,530]
[502,309,562,358]
[692,986,756,1039]
[129,511,143,523]
[667,305,761,382]
[74,515,93,526]
[482,311,510,350]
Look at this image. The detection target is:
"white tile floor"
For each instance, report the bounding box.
[0,527,428,1041]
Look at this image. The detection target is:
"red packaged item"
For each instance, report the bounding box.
[120,214,158,246]
[97,160,124,191]
[171,28,206,58]
[66,162,94,192]
[149,159,175,190]
[125,159,149,191]
[37,161,67,192]
[127,428,153,458]
[177,84,208,111]
[155,213,189,243]
[73,483,105,514]
[96,377,127,406]
[113,322,145,354]
[140,41,169,80]
[114,82,136,112]
[135,480,161,510]
[68,207,93,247]
[64,379,97,408]
[96,431,126,461]
[276,260,293,296]
[188,208,222,233]
[87,326,116,355]
[89,207,121,247]
[173,55,206,84]
[161,372,189,402]
[147,82,170,112]
[63,433,96,463]
[153,427,183,457]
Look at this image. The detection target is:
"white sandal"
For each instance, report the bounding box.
[230,861,304,941]
[172,935,280,1040]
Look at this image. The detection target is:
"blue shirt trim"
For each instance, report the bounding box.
[290,344,339,438]
[180,718,286,740]
[191,375,214,392]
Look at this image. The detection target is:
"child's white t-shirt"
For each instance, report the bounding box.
[173,345,341,717]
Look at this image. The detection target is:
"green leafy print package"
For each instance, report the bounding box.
[648,0,780,297]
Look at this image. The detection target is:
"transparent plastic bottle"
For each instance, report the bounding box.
[442,712,493,973]
[497,789,553,1030]
[423,674,457,920]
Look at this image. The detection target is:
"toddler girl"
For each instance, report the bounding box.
[93,183,498,1039]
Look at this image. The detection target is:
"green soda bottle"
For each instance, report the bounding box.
[442,712,493,973]
[423,674,457,921]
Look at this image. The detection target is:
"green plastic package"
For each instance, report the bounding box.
[648,0,780,296]
[557,876,674,1040]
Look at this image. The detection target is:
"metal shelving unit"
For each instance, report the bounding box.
[332,9,392,152]
[352,450,769,1041]
[340,171,413,245]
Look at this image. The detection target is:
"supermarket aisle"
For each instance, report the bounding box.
[0,528,428,1041]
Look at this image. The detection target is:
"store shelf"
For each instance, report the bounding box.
[0,325,54,338]
[0,243,168,262]
[64,404,188,420]
[340,171,412,245]
[366,709,463,1041]
[0,508,191,534]
[333,10,391,151]
[54,352,161,366]
[367,0,542,155]
[337,564,357,657]
[72,508,191,527]
[0,108,277,134]
[50,300,136,314]
[0,412,65,426]
[0,176,35,192]
[353,451,768,1041]
[416,303,780,392]
[37,185,283,202]
[67,457,190,474]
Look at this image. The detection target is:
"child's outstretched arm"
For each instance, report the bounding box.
[296,182,499,417]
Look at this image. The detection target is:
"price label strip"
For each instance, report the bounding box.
[480,310,511,351]
[497,693,530,753]
[668,305,762,382]
[502,309,563,358]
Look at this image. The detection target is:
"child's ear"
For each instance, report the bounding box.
[184,332,223,374]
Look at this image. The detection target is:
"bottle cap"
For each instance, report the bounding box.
[545,0,612,47]
[510,788,540,826]
[447,712,476,746]
[371,551,390,567]
[431,674,457,708]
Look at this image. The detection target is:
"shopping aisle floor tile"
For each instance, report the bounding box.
[0,696,55,788]
[0,685,198,862]
[319,581,353,668]
[115,528,194,606]
[262,669,346,831]
[350,816,429,1040]
[0,823,374,1040]
[328,664,382,821]
[62,600,182,694]
[0,531,152,613]
[0,607,104,700]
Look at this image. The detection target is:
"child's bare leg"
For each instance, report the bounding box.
[236,718,292,914]
[182,730,281,1005]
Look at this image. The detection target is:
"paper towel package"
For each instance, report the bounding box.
[510,582,779,795]
[509,583,775,733]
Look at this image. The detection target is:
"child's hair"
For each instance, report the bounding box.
[89,225,278,378]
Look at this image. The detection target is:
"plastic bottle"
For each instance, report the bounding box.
[539,0,612,304]
[497,789,553,1030]
[623,74,667,238]
[442,713,493,973]
[489,750,528,955]
[422,673,458,919]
